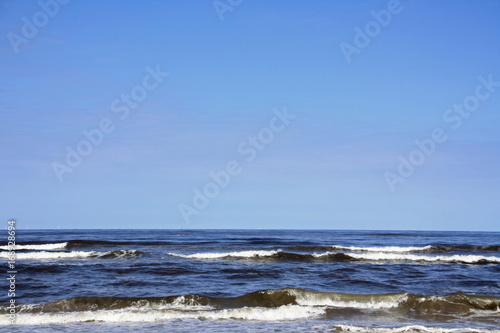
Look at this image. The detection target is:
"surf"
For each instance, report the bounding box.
[2,288,498,325]
[167,249,500,264]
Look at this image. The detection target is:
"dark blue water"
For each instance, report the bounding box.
[1,230,500,332]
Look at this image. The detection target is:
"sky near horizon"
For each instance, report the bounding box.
[1,0,499,230]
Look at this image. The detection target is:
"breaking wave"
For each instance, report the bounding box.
[0,242,67,250]
[325,251,500,264]
[330,244,500,253]
[168,250,280,259]
[1,288,498,325]
[330,245,434,252]
[168,249,500,264]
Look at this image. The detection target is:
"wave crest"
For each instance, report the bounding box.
[0,242,67,250]
[0,250,143,260]
[330,245,434,253]
[1,288,498,325]
[168,249,500,264]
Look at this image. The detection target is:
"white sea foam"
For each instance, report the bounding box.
[314,251,500,263]
[168,250,280,259]
[0,242,67,250]
[123,296,215,311]
[0,250,96,259]
[0,304,325,325]
[331,245,433,252]
[333,325,496,332]
[168,249,500,263]
[0,250,140,260]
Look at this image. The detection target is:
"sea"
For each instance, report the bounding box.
[1,229,499,332]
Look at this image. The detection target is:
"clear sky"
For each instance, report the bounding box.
[1,0,499,230]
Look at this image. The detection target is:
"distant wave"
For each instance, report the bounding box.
[1,288,498,325]
[0,239,195,250]
[330,245,434,252]
[168,250,280,259]
[4,241,496,253]
[0,239,200,250]
[0,250,143,260]
[325,251,500,264]
[0,242,67,250]
[430,244,500,252]
[168,249,500,264]
[168,250,349,261]
[64,239,213,249]
[330,244,500,253]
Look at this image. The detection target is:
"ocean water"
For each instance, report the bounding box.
[1,229,499,332]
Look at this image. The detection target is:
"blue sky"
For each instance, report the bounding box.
[1,0,499,230]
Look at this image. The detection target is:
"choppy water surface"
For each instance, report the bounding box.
[1,229,499,332]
